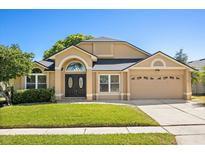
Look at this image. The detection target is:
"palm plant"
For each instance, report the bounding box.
[191,66,205,95]
[200,66,205,84]
[191,70,201,95]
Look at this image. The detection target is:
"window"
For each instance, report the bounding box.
[100,75,109,92]
[32,68,42,73]
[37,75,47,89]
[110,75,119,92]
[66,62,86,72]
[153,61,164,67]
[26,68,47,89]
[137,76,142,80]
[151,59,166,67]
[99,75,120,93]
[26,75,36,89]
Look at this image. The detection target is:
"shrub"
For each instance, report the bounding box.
[13,88,56,104]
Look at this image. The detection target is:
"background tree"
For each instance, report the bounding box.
[201,66,205,84]
[43,33,94,59]
[174,49,188,63]
[0,44,34,105]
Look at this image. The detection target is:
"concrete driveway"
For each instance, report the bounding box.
[128,99,205,144]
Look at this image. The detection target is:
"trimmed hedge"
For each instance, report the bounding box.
[13,88,55,104]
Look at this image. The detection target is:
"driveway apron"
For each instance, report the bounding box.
[129,99,205,145]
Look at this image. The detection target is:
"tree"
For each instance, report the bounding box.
[191,66,205,95]
[174,49,188,64]
[201,66,205,84]
[0,44,34,105]
[43,33,94,59]
[191,70,201,94]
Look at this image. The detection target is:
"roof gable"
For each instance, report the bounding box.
[126,51,196,71]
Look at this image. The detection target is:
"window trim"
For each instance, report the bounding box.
[151,58,166,68]
[98,74,120,93]
[25,73,47,89]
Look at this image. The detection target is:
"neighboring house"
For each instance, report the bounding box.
[188,58,205,95]
[12,37,195,100]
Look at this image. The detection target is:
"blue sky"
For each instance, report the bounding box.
[0,9,204,61]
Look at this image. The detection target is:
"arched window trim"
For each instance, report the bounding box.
[151,58,166,68]
[65,61,86,72]
[32,68,43,73]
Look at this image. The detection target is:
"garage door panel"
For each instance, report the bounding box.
[130,71,184,99]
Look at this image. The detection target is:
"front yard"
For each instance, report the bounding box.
[0,97,5,101]
[0,133,176,145]
[192,96,205,104]
[0,103,159,128]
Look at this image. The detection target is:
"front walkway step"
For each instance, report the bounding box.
[0,126,166,135]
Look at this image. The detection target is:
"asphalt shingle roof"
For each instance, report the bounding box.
[35,58,142,71]
[188,58,205,70]
[36,59,55,71]
[83,37,122,42]
[92,59,143,71]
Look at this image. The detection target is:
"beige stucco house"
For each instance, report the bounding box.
[12,37,195,100]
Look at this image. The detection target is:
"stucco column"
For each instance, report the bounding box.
[55,69,62,100]
[127,70,130,100]
[96,72,99,100]
[184,70,192,100]
[120,72,124,100]
[86,69,93,101]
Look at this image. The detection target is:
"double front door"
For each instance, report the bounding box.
[65,74,86,97]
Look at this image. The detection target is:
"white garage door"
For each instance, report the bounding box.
[130,71,184,99]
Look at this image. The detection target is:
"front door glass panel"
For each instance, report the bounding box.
[79,77,83,88]
[68,77,73,88]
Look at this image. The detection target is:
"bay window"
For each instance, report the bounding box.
[99,75,119,93]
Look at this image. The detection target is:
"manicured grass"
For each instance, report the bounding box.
[0,133,176,145]
[0,97,6,102]
[192,96,205,104]
[0,104,159,128]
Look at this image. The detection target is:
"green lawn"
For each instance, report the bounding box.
[192,96,205,104]
[0,97,5,102]
[0,133,176,145]
[0,104,158,128]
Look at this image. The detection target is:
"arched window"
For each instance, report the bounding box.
[32,68,42,73]
[151,59,166,67]
[66,62,86,72]
[153,61,164,67]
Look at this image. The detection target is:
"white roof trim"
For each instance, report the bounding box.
[48,45,97,61]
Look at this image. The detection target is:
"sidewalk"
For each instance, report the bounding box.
[0,126,167,135]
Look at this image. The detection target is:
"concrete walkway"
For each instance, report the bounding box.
[0,126,167,135]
